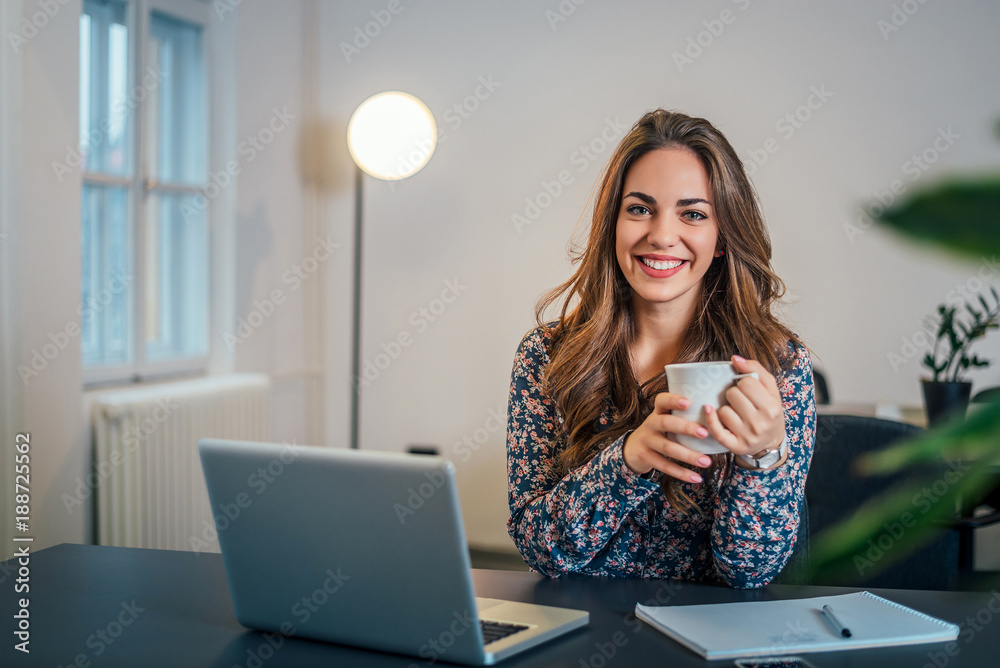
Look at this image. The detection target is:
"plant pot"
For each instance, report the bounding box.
[921,380,973,427]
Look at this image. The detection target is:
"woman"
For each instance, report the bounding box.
[506,110,816,588]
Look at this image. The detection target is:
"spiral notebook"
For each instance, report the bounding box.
[635,591,959,660]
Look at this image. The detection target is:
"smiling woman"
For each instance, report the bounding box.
[505,110,817,588]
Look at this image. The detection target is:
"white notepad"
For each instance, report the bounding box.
[635,591,959,660]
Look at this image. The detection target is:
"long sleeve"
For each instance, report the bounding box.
[709,342,817,588]
[505,327,661,576]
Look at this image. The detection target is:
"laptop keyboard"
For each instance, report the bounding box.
[481,620,530,645]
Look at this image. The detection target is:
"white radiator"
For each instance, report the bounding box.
[91,373,270,551]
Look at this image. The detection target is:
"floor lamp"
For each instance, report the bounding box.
[347,91,437,449]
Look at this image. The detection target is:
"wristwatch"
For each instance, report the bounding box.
[737,437,788,470]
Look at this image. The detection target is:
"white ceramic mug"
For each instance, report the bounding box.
[663,361,759,455]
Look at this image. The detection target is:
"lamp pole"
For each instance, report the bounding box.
[346,91,437,451]
[350,164,363,449]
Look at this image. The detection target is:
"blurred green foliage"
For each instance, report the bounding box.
[810,174,1000,587]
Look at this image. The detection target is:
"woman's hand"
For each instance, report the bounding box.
[623,392,714,483]
[703,355,786,456]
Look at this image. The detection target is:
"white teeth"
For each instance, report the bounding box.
[641,257,684,270]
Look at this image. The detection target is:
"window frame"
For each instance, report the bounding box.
[82,0,213,387]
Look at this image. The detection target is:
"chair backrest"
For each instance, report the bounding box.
[812,368,831,405]
[805,414,959,590]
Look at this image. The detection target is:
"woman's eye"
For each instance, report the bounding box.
[626,204,650,216]
[683,210,707,221]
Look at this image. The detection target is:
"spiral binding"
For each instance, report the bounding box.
[860,591,954,628]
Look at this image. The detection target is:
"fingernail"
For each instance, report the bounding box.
[704,405,712,415]
[689,474,703,484]
[696,426,708,438]
[697,456,711,466]
[678,398,690,409]
[733,354,746,363]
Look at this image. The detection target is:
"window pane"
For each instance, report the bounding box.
[80,0,130,177]
[148,11,206,185]
[81,184,132,367]
[145,193,208,362]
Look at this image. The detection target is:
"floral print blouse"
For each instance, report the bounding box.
[506,326,816,588]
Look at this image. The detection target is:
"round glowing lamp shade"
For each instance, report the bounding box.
[347,91,437,181]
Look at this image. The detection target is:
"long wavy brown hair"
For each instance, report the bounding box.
[536,109,803,513]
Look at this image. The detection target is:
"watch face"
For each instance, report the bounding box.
[756,450,780,467]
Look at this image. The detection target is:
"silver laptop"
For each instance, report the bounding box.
[198,439,588,665]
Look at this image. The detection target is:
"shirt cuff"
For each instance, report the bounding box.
[600,434,661,491]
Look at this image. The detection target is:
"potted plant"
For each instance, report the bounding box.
[921,290,1000,425]
[812,171,1000,587]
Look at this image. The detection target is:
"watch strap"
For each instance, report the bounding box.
[737,437,788,470]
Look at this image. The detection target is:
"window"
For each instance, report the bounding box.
[80,0,210,384]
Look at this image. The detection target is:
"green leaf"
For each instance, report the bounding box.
[872,176,1000,258]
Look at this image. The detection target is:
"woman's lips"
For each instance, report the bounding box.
[636,256,687,278]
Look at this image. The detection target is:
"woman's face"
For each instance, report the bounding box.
[615,147,720,316]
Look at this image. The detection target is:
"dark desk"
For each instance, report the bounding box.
[2,544,999,667]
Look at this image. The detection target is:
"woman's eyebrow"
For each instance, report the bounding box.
[623,191,656,205]
[677,197,712,207]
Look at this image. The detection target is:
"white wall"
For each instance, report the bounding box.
[317,0,1000,552]
[0,0,322,556]
[3,0,999,565]
[2,0,88,558]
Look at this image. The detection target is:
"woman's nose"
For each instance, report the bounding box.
[646,214,680,248]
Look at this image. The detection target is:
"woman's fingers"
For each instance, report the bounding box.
[704,404,740,451]
[732,355,779,394]
[623,420,712,483]
[655,412,709,441]
[653,391,690,414]
[646,437,713,483]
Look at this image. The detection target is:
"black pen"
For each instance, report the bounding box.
[822,604,852,638]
